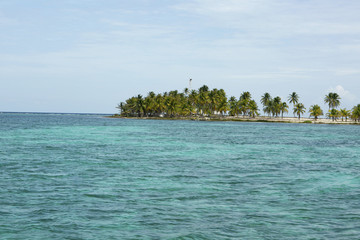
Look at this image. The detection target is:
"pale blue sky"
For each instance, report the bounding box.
[1,0,359,113]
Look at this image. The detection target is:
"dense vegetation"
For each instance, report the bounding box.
[116,85,360,122]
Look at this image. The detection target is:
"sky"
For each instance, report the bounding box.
[0,0,359,114]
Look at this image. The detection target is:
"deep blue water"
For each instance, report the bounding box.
[1,113,360,239]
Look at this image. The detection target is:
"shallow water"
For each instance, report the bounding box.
[1,113,360,239]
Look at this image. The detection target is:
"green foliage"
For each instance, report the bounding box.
[303,120,312,123]
[352,104,360,122]
[119,86,230,118]
[327,108,340,121]
[309,104,323,120]
[293,103,306,119]
[339,108,351,121]
[324,92,341,110]
[117,87,360,123]
[288,92,299,105]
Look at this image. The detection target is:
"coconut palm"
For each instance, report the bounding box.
[293,103,306,120]
[280,102,289,118]
[248,100,259,118]
[273,96,282,117]
[199,85,209,93]
[116,102,125,115]
[324,92,341,110]
[229,96,239,116]
[183,88,189,96]
[166,96,178,117]
[240,91,251,101]
[261,93,272,116]
[208,89,219,114]
[135,94,144,117]
[217,98,229,116]
[198,91,210,115]
[352,104,360,122]
[288,92,299,118]
[309,104,323,121]
[288,92,299,107]
[339,108,351,122]
[263,99,274,117]
[327,109,340,121]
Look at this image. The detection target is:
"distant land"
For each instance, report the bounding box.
[112,85,360,125]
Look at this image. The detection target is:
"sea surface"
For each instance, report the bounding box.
[1,113,360,239]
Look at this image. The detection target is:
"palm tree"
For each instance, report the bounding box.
[293,103,306,120]
[327,109,340,121]
[248,100,259,118]
[273,96,282,117]
[229,96,238,116]
[166,96,178,117]
[264,99,274,117]
[280,102,289,118]
[324,92,341,110]
[309,104,323,121]
[188,90,198,115]
[153,94,165,116]
[288,92,299,105]
[135,94,144,117]
[240,91,251,101]
[339,108,351,121]
[116,102,125,115]
[198,91,210,116]
[183,88,189,96]
[208,89,219,114]
[352,104,360,122]
[217,98,229,116]
[199,85,209,93]
[261,93,272,116]
[288,92,299,117]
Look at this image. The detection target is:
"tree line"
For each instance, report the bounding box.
[116,85,360,122]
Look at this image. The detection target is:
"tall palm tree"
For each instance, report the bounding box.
[288,92,299,117]
[248,100,259,118]
[264,99,274,117]
[116,102,125,115]
[324,92,341,110]
[135,94,144,117]
[293,103,306,120]
[208,89,219,114]
[229,96,238,116]
[166,96,178,117]
[153,94,165,116]
[261,93,272,116]
[188,90,198,115]
[309,104,323,121]
[280,102,289,118]
[198,91,210,116]
[273,96,282,117]
[217,98,229,116]
[240,91,251,101]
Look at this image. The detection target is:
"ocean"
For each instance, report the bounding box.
[1,113,360,239]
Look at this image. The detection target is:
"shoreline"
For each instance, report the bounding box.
[107,115,360,125]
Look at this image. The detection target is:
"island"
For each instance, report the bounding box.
[111,85,360,125]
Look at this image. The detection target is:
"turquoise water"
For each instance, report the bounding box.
[1,113,360,239]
